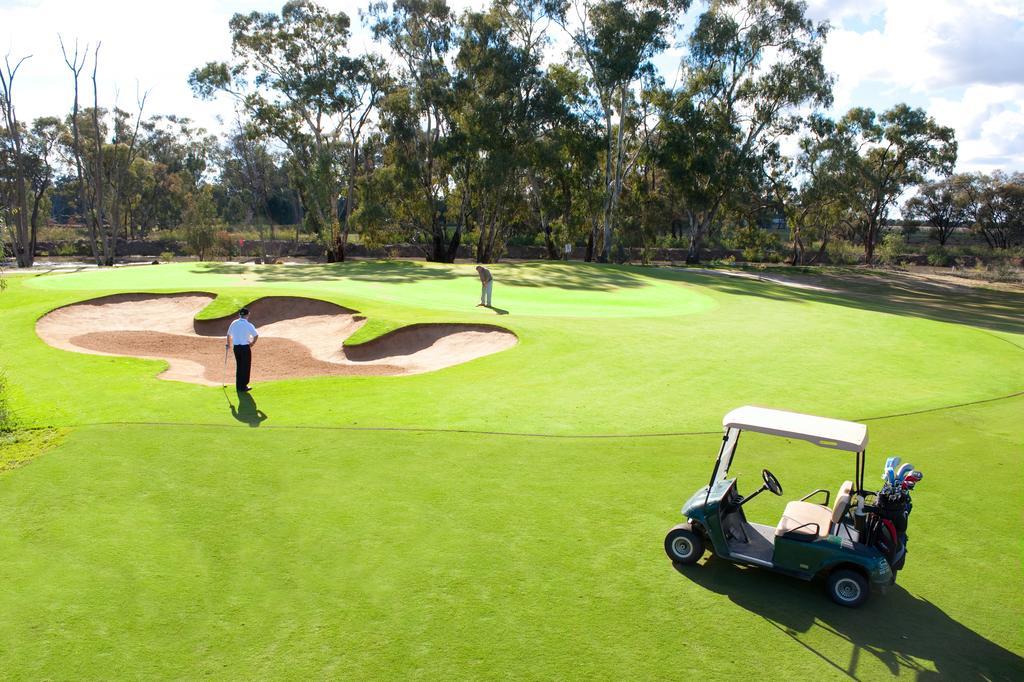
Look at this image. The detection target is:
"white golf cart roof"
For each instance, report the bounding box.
[723,406,868,452]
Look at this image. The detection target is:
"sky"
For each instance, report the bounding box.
[2,0,1022,173]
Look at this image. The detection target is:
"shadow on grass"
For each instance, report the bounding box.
[657,268,1024,337]
[230,391,267,428]
[191,260,654,291]
[489,262,650,290]
[674,558,1022,679]
[191,260,1023,334]
[192,260,458,284]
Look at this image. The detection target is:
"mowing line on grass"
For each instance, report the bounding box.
[15,388,1023,439]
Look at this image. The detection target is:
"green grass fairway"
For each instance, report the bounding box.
[1,261,1022,679]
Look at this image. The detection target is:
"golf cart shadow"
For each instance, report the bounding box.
[673,557,1023,679]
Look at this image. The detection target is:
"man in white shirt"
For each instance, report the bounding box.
[225,308,259,392]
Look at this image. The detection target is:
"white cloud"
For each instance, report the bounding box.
[930,84,1024,171]
[806,0,1024,171]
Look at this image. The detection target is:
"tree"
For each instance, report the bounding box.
[0,52,33,267]
[135,115,217,235]
[903,175,970,246]
[182,186,219,260]
[451,1,572,263]
[963,172,1024,249]
[556,0,689,262]
[24,117,64,258]
[782,115,857,265]
[828,105,957,263]
[655,0,832,263]
[221,121,278,261]
[59,36,97,263]
[370,0,462,262]
[526,64,603,259]
[191,1,365,261]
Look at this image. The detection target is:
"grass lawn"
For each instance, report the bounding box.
[1,260,1022,679]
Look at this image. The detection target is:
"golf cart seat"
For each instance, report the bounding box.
[776,480,854,540]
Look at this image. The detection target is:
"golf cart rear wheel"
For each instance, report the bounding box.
[827,569,869,608]
[664,527,704,564]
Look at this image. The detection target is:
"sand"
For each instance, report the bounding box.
[36,293,518,386]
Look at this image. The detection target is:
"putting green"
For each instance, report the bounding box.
[1,261,1022,679]
[25,261,717,318]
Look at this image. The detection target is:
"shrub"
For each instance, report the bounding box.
[727,224,781,263]
[925,244,954,267]
[990,260,1024,283]
[56,242,78,257]
[877,232,907,265]
[216,230,238,259]
[160,251,176,263]
[826,240,860,265]
[185,224,217,261]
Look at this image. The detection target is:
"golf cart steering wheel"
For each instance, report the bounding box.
[762,469,784,496]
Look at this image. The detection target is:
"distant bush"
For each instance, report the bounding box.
[726,224,781,263]
[185,225,217,260]
[925,244,954,267]
[160,251,176,263]
[216,231,239,259]
[877,232,907,265]
[990,260,1024,283]
[826,240,860,265]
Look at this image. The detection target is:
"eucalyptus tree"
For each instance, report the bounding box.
[827,105,957,263]
[451,0,570,262]
[191,0,372,261]
[555,0,689,262]
[105,97,149,260]
[133,116,217,235]
[962,172,1024,249]
[59,36,96,262]
[369,0,460,262]
[903,175,970,246]
[0,52,32,267]
[779,114,855,265]
[25,117,64,257]
[221,122,278,260]
[527,64,603,259]
[656,0,832,263]
[338,55,390,256]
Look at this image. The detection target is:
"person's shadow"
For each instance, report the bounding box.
[673,557,1023,679]
[230,390,268,427]
[487,306,510,315]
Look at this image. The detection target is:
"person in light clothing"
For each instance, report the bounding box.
[226,307,259,392]
[476,265,493,307]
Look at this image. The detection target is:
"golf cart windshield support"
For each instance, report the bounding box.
[708,428,740,486]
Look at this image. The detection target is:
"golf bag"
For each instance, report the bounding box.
[865,457,923,573]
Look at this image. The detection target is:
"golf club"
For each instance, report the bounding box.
[222,342,230,388]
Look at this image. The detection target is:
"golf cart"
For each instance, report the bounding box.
[664,406,922,607]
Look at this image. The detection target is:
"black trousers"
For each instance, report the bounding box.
[233,344,252,390]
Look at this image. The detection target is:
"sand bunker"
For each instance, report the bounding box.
[36,293,517,386]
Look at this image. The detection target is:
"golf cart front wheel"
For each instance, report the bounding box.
[827,569,869,608]
[664,525,704,565]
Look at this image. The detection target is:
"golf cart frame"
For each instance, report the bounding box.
[665,406,894,607]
